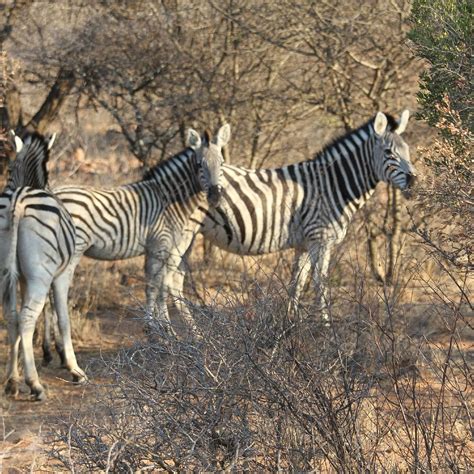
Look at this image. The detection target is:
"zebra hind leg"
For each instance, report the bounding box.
[3,273,22,397]
[42,300,67,367]
[19,283,51,401]
[4,301,21,397]
[42,299,54,366]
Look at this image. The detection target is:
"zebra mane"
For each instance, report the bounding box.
[7,131,51,190]
[311,113,398,166]
[142,147,195,182]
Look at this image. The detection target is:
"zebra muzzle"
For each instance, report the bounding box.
[207,185,221,206]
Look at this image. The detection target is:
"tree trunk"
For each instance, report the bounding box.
[23,69,75,134]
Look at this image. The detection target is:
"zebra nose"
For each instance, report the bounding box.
[207,185,221,206]
[406,173,417,188]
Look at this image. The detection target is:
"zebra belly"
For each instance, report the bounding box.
[200,212,298,256]
[84,241,145,260]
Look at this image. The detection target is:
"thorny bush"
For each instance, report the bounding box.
[49,259,472,472]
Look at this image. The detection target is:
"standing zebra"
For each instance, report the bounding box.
[169,110,416,323]
[0,131,85,401]
[42,124,231,352]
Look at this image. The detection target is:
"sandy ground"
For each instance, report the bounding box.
[0,309,143,472]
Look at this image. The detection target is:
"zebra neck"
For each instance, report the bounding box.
[142,151,203,200]
[309,131,379,213]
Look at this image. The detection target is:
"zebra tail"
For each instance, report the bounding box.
[1,194,23,308]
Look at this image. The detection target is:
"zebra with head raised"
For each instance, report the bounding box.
[41,123,230,357]
[167,110,416,323]
[0,131,85,401]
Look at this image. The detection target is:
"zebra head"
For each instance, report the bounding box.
[5,131,56,192]
[187,123,231,206]
[373,110,416,193]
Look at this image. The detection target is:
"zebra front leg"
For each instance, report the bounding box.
[44,292,67,367]
[308,243,333,324]
[287,251,312,319]
[165,237,201,338]
[166,262,203,339]
[42,294,67,367]
[52,272,87,384]
[145,249,175,336]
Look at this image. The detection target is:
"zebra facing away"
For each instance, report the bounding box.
[170,110,415,323]
[0,131,85,401]
[41,123,231,355]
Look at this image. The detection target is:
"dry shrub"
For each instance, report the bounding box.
[412,100,472,271]
[47,253,472,472]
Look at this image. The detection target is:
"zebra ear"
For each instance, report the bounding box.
[374,112,388,136]
[186,128,201,150]
[12,133,24,153]
[216,123,231,148]
[395,110,410,135]
[47,133,57,150]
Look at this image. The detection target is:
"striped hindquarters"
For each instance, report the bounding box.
[8,188,76,278]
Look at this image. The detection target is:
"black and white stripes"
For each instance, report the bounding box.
[51,124,231,331]
[0,131,85,401]
[180,110,416,321]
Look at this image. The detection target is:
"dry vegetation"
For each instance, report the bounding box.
[0,0,472,471]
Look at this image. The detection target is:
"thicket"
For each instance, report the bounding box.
[409,0,472,270]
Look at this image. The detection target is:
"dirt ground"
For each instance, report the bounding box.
[0,308,143,473]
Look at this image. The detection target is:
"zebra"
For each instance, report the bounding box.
[0,131,86,401]
[167,110,416,324]
[40,123,231,361]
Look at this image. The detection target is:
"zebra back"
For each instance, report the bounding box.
[4,131,56,192]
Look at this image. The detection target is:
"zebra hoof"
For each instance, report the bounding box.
[29,384,47,402]
[4,379,20,398]
[72,371,88,385]
[31,389,47,402]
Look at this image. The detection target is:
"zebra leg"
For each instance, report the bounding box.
[308,243,333,323]
[42,291,66,367]
[50,256,82,366]
[145,248,174,334]
[165,234,201,337]
[287,251,312,318]
[52,272,87,384]
[4,285,21,397]
[46,291,67,367]
[19,281,50,400]
[42,300,54,366]
[42,294,66,367]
